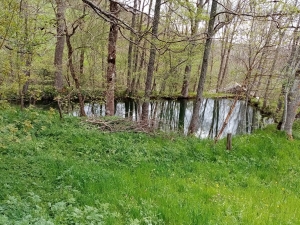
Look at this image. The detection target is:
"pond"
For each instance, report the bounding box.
[68,98,273,139]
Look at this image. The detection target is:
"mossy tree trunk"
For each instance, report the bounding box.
[105,0,119,116]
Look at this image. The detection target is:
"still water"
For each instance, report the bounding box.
[70,98,273,139]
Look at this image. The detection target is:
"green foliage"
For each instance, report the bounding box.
[0,193,120,225]
[1,107,300,224]
[0,100,11,110]
[292,120,300,139]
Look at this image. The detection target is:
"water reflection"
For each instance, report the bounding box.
[71,98,273,139]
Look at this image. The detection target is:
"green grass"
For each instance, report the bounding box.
[0,105,300,224]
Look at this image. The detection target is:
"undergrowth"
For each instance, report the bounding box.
[0,105,300,224]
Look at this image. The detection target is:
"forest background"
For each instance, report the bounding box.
[1,1,300,223]
[1,0,300,137]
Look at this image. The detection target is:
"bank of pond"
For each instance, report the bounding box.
[63,98,273,139]
[0,105,299,224]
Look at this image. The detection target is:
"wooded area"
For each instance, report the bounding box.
[0,0,300,137]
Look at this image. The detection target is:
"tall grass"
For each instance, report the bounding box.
[0,105,300,224]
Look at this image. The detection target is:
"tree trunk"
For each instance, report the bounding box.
[181,64,191,97]
[188,0,217,134]
[65,30,86,117]
[181,1,205,98]
[251,20,277,98]
[21,54,32,101]
[160,52,172,94]
[126,0,137,95]
[216,26,228,93]
[105,1,119,116]
[54,0,66,91]
[141,0,161,122]
[252,52,267,97]
[217,21,238,92]
[19,0,32,109]
[277,18,300,113]
[278,17,300,130]
[215,96,239,142]
[80,48,84,77]
[133,0,153,95]
[262,30,284,108]
[179,99,187,131]
[282,70,300,138]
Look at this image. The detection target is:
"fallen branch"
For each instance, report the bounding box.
[85,118,155,134]
[214,95,240,143]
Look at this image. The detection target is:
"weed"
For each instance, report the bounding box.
[1,107,300,224]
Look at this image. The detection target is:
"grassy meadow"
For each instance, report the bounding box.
[0,104,300,224]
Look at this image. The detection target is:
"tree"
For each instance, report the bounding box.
[65,15,87,117]
[279,16,300,138]
[281,70,300,138]
[125,0,138,95]
[53,0,66,91]
[215,17,238,92]
[141,0,162,122]
[105,0,119,116]
[188,0,217,134]
[0,0,18,49]
[19,0,32,109]
[132,0,153,94]
[181,0,207,98]
[262,28,285,108]
[83,0,142,115]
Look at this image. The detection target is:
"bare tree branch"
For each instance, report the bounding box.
[215,0,300,29]
[82,0,138,33]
